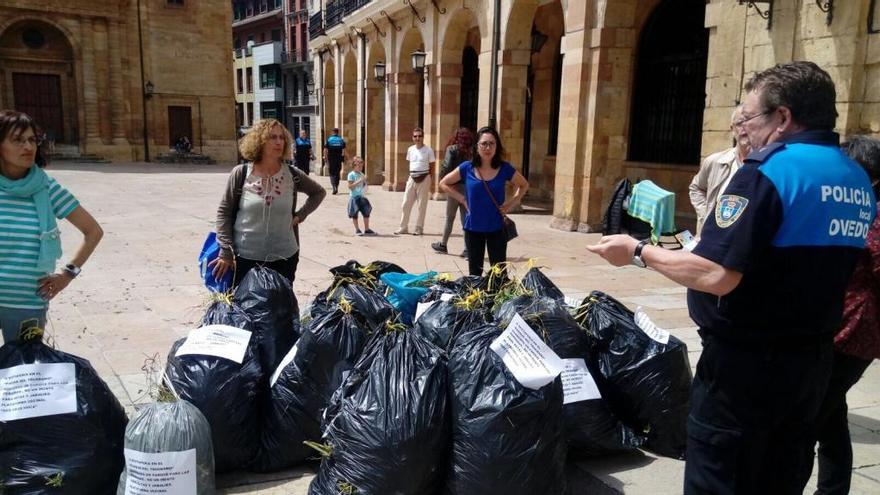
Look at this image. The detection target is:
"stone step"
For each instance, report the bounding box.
[47,152,110,164]
[155,153,216,165]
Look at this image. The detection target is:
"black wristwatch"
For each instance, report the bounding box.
[63,263,81,278]
[631,240,650,268]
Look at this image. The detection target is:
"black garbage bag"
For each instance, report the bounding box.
[165,301,264,472]
[117,399,215,494]
[580,290,692,459]
[446,323,566,494]
[309,328,449,494]
[255,304,371,472]
[311,282,395,331]
[330,259,406,281]
[521,267,566,303]
[0,332,127,494]
[414,297,490,350]
[234,266,300,372]
[496,296,644,456]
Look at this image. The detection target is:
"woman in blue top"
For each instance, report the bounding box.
[0,110,103,342]
[439,126,529,276]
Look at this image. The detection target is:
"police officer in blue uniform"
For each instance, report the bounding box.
[323,127,346,194]
[588,61,876,494]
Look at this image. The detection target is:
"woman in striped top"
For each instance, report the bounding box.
[0,110,103,343]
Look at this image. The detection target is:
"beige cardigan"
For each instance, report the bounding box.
[689,147,741,234]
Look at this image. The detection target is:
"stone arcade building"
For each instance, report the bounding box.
[309,0,880,230]
[0,0,237,163]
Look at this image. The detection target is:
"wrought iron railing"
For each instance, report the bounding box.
[309,11,324,39]
[325,0,372,30]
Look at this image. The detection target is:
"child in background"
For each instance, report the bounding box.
[347,156,376,236]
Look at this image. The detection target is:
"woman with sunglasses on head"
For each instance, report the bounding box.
[439,126,529,276]
[0,110,103,343]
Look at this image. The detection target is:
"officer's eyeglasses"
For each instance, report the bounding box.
[733,110,773,127]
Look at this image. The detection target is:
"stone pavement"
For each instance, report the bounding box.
[26,162,880,494]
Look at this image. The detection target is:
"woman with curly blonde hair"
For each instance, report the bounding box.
[210,119,326,286]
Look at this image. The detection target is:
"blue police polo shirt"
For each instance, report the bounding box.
[688,130,876,343]
[325,135,345,163]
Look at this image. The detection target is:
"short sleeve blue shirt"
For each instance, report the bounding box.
[457,161,515,232]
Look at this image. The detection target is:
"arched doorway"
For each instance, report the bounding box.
[0,20,77,146]
[460,46,479,132]
[628,0,708,165]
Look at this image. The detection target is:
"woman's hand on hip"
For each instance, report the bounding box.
[37,273,73,301]
[209,257,234,280]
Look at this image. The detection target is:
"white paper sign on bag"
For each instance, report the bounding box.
[124,448,197,495]
[634,307,670,345]
[561,358,602,405]
[175,324,252,364]
[564,295,583,309]
[490,313,565,390]
[0,362,77,421]
[440,293,454,302]
[270,342,300,387]
[414,300,438,323]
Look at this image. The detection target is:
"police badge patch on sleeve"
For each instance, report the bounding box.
[715,195,749,228]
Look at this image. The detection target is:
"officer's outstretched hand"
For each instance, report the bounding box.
[586,235,640,267]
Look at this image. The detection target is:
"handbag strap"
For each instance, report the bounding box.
[474,164,506,218]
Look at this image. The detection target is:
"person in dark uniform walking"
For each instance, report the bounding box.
[293,129,313,174]
[587,61,876,494]
[323,127,346,194]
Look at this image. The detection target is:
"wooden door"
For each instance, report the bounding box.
[13,73,64,141]
[167,106,193,147]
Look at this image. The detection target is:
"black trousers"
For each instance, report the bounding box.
[684,333,833,495]
[328,160,342,191]
[463,229,507,276]
[232,251,300,287]
[811,351,872,495]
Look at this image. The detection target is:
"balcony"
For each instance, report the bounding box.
[233,6,283,28]
[324,0,372,31]
[309,11,324,39]
[281,50,310,64]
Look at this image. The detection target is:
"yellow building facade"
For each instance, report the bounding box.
[0,0,237,163]
[310,0,880,230]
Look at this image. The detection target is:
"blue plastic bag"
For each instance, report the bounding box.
[380,271,436,324]
[199,232,232,293]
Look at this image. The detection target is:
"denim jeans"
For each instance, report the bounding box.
[0,306,48,343]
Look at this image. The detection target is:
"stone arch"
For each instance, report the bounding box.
[341,46,358,160]
[521,0,565,200]
[628,0,708,165]
[365,40,386,184]
[0,18,78,145]
[437,7,481,142]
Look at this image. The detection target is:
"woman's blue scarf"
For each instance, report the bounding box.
[0,166,62,272]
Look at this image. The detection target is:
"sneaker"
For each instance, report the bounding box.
[431,242,448,253]
[413,228,423,236]
[394,228,409,235]
[364,229,377,236]
[355,229,363,236]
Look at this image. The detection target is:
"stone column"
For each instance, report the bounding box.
[80,18,101,148]
[108,20,129,146]
[387,71,420,191]
[432,62,463,195]
[496,49,531,172]
[93,18,112,144]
